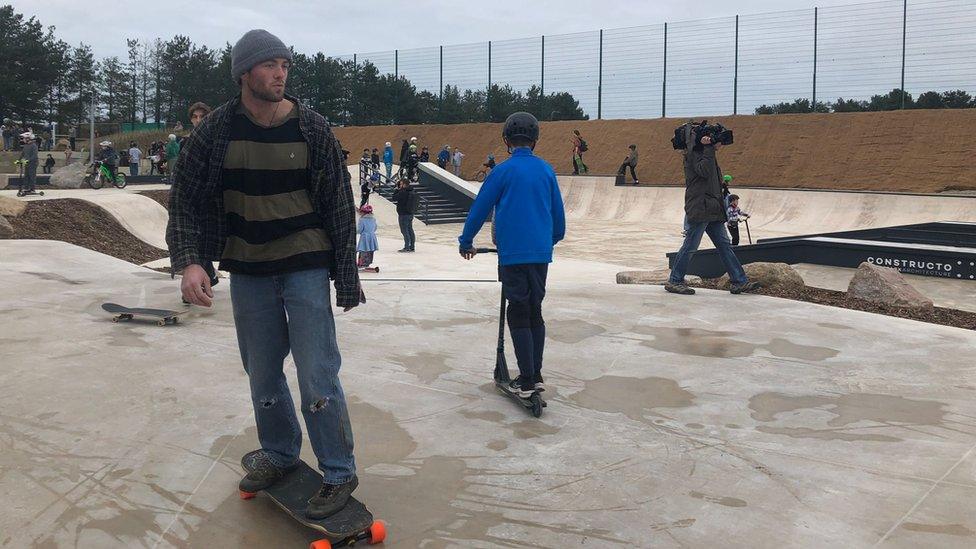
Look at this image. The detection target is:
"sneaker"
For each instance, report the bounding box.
[508,376,535,398]
[306,475,359,519]
[633,180,639,185]
[533,374,546,393]
[239,450,297,492]
[397,248,408,253]
[730,280,761,294]
[664,282,696,295]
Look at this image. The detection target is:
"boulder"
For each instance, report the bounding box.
[49,162,88,189]
[716,262,804,290]
[0,196,27,217]
[847,262,934,309]
[0,215,13,238]
[617,269,700,286]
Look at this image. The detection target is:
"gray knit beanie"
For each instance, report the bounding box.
[231,29,293,83]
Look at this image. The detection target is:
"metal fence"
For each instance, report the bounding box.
[334,0,976,120]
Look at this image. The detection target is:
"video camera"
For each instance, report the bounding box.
[671,120,734,150]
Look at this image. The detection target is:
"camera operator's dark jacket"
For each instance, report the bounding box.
[683,146,727,223]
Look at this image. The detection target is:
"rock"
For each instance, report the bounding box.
[847,262,934,309]
[49,162,88,189]
[617,269,700,285]
[716,262,804,290]
[0,196,27,217]
[0,215,13,238]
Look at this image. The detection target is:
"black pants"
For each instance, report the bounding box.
[360,189,370,208]
[728,224,740,246]
[398,214,415,250]
[617,162,637,182]
[499,263,549,391]
[43,164,53,174]
[23,163,37,191]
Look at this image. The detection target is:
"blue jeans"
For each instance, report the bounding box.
[669,220,748,286]
[129,162,139,176]
[230,268,356,483]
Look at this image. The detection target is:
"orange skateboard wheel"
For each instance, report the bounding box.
[368,520,387,544]
[309,540,332,549]
[238,490,256,500]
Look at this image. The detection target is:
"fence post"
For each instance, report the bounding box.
[487,41,492,122]
[394,49,399,125]
[439,45,444,121]
[352,54,357,125]
[541,35,545,97]
[900,0,907,108]
[598,29,603,120]
[812,8,818,110]
[733,15,739,115]
[662,22,668,118]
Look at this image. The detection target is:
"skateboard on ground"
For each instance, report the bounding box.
[239,451,386,549]
[358,266,379,273]
[101,302,184,326]
[477,248,547,418]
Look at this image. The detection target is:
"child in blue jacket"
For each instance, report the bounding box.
[458,112,566,397]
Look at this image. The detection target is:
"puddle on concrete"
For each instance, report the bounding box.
[22,271,85,285]
[546,319,607,344]
[569,375,695,423]
[105,327,150,349]
[634,326,839,361]
[649,518,696,532]
[460,410,506,423]
[389,351,452,384]
[486,440,508,451]
[749,392,949,442]
[635,326,756,358]
[685,423,704,430]
[902,522,975,537]
[689,490,747,508]
[351,316,485,330]
[510,419,560,440]
[817,322,851,330]
[765,338,839,361]
[725,423,742,429]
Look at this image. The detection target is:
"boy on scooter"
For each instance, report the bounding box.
[458,112,566,398]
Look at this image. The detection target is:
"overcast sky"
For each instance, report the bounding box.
[11,0,864,59]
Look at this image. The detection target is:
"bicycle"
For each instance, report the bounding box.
[475,164,494,182]
[84,160,127,189]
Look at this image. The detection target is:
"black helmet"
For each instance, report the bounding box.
[502,112,539,142]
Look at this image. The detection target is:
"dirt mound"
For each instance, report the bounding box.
[2,199,167,265]
[333,109,976,194]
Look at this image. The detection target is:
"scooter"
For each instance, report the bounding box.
[14,160,44,197]
[477,248,547,418]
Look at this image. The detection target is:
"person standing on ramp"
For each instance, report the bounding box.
[459,112,566,397]
[166,29,362,519]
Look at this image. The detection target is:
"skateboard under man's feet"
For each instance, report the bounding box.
[101,302,184,326]
[239,451,386,548]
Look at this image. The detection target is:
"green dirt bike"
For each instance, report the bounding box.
[84,160,126,189]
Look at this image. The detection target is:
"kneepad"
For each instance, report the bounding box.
[506,300,532,329]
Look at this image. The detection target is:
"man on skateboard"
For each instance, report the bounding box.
[166,29,361,519]
[458,112,566,399]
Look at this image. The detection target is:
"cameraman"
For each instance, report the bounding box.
[665,133,759,295]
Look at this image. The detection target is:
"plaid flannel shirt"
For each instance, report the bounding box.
[165,94,361,308]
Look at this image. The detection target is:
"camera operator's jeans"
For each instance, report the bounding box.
[669,220,748,286]
[230,268,357,483]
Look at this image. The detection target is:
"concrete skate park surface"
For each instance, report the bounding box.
[4,239,976,548]
[3,167,976,546]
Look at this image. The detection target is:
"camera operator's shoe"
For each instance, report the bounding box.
[665,282,696,295]
[730,281,761,294]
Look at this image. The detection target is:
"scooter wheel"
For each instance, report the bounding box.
[530,393,543,418]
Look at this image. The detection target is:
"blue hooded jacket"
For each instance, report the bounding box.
[459,147,565,265]
[382,145,393,164]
